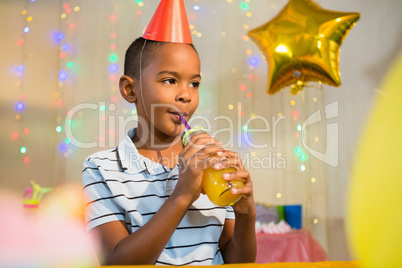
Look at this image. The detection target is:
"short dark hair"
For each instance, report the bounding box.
[124,37,198,79]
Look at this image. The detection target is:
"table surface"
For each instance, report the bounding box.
[104,261,359,268]
[102,230,348,268]
[256,229,328,263]
[99,229,335,267]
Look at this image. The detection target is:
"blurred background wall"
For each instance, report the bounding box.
[1,0,401,261]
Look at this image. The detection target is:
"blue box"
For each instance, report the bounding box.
[284,204,302,229]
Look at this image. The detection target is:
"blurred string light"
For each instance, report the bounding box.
[14,65,25,76]
[292,110,299,120]
[61,3,74,19]
[187,2,201,36]
[228,0,256,137]
[290,93,322,225]
[106,3,121,147]
[109,3,120,107]
[13,0,38,163]
[135,0,143,15]
[61,43,69,51]
[16,102,25,111]
[248,57,259,66]
[109,54,118,62]
[54,32,65,43]
[58,70,68,81]
[294,146,307,162]
[58,142,67,153]
[53,2,81,162]
[109,63,118,73]
[108,9,118,78]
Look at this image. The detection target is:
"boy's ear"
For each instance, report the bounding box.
[119,75,137,103]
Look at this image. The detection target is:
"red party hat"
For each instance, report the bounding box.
[142,0,193,44]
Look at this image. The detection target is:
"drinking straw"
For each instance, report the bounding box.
[180,115,192,130]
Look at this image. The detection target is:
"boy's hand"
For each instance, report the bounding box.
[175,134,225,204]
[213,150,255,215]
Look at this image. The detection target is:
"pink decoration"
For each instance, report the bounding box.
[256,229,328,263]
[0,188,99,267]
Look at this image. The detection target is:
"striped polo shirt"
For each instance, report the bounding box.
[82,128,235,265]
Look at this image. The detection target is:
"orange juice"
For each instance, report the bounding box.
[182,127,244,206]
[202,167,244,206]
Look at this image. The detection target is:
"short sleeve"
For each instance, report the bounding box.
[225,205,235,220]
[82,158,126,231]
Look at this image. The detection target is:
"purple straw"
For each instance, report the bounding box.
[180,115,192,130]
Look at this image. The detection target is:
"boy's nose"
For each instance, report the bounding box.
[176,85,191,103]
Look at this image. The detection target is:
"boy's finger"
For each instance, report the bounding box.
[230,184,252,195]
[215,150,245,169]
[211,156,244,171]
[181,136,221,156]
[186,143,224,160]
[187,134,223,148]
[222,170,250,181]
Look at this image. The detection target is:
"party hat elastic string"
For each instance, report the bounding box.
[139,38,149,119]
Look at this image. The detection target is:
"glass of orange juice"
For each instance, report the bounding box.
[182,127,244,206]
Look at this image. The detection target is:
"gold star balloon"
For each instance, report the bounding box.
[248,0,360,95]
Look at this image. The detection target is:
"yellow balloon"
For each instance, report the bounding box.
[248,0,360,95]
[347,52,402,267]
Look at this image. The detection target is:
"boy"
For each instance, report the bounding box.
[82,1,256,265]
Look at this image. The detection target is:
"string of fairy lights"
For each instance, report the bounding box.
[55,2,81,159]
[11,0,323,227]
[13,0,35,164]
[222,0,323,228]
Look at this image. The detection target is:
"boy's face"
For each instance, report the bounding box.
[135,43,201,139]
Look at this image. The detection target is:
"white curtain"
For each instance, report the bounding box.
[1,0,401,260]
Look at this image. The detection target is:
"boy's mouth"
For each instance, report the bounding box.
[169,111,188,123]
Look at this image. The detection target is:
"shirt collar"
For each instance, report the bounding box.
[116,128,179,176]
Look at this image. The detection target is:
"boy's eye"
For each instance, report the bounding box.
[163,78,176,85]
[191,81,200,88]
